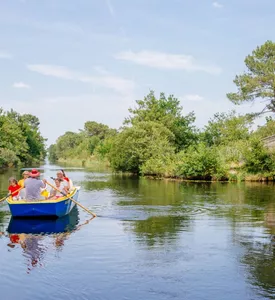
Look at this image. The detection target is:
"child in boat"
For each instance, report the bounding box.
[8,177,21,200]
[18,171,29,199]
[57,170,73,192]
[48,178,67,199]
[18,171,29,188]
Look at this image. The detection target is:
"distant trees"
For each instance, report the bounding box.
[49,121,117,161]
[49,88,275,180]
[0,108,46,168]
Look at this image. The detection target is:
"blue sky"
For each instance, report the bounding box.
[0,0,274,145]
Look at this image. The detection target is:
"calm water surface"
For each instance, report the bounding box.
[1,162,275,300]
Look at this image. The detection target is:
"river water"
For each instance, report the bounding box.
[0,162,275,300]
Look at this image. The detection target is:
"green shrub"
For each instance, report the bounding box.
[176,143,226,180]
[244,138,275,174]
[0,148,19,168]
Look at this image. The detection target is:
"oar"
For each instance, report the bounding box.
[45,181,97,218]
[0,186,23,203]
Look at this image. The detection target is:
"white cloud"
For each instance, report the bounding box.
[181,94,204,102]
[212,2,223,8]
[27,64,136,95]
[27,64,77,80]
[115,50,222,75]
[12,82,31,89]
[0,51,12,59]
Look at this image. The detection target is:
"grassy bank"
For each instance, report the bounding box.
[57,157,110,170]
[56,156,275,182]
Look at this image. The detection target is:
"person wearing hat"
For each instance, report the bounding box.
[24,169,47,201]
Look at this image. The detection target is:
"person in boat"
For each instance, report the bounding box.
[8,177,21,200]
[48,178,67,200]
[18,171,29,187]
[24,169,47,201]
[56,170,73,192]
[18,171,29,199]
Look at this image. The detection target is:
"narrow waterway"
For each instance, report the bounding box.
[0,162,275,300]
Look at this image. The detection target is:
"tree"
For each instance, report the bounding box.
[203,111,252,146]
[109,121,175,173]
[244,137,275,174]
[84,121,117,140]
[227,40,275,114]
[125,91,198,151]
[48,144,58,162]
[254,117,275,139]
[55,131,84,159]
[0,108,46,167]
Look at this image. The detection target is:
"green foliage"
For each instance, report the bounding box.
[227,40,275,114]
[203,111,252,146]
[254,117,275,139]
[48,144,58,161]
[54,131,84,159]
[125,91,198,151]
[109,121,175,173]
[0,108,46,168]
[94,137,115,160]
[50,85,275,181]
[0,148,19,168]
[84,121,117,140]
[140,156,176,177]
[243,137,275,174]
[176,143,225,179]
[50,121,116,162]
[88,136,100,154]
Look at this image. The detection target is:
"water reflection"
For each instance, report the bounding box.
[0,207,95,273]
[126,215,190,247]
[2,164,275,299]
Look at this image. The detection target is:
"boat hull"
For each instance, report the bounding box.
[7,206,79,234]
[7,187,80,218]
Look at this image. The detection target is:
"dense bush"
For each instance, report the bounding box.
[0,148,19,168]
[108,121,175,173]
[176,144,226,180]
[244,138,275,174]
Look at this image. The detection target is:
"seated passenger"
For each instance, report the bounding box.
[8,177,21,200]
[56,170,73,193]
[24,169,46,201]
[18,171,29,199]
[48,178,67,200]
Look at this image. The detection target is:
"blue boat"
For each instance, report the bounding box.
[7,206,80,234]
[6,187,81,218]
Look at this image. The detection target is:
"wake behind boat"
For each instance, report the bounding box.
[7,186,81,218]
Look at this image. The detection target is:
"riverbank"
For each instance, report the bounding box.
[57,157,110,169]
[146,174,275,182]
[55,157,275,182]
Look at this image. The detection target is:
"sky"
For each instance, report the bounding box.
[0,0,274,145]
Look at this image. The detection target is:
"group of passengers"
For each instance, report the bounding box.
[8,169,73,201]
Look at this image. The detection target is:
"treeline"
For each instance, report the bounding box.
[49,40,275,181]
[48,91,275,181]
[0,108,46,168]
